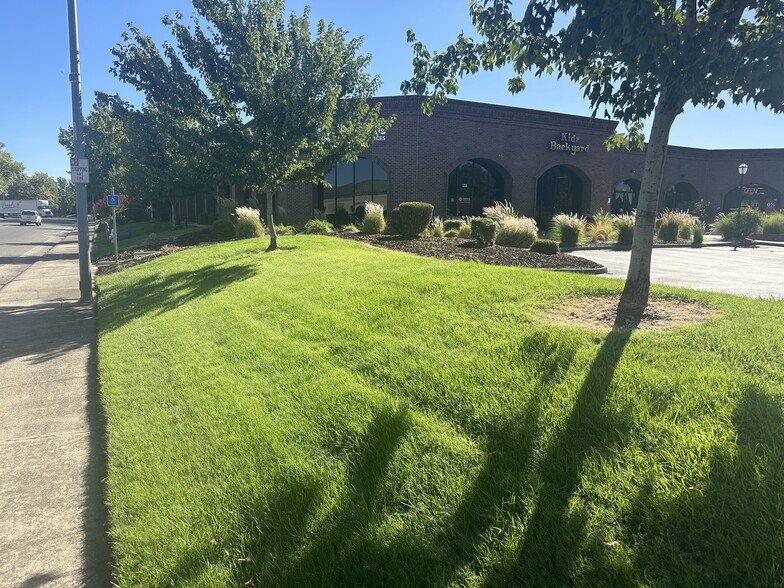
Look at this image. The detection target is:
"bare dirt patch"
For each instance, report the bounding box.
[546,295,719,331]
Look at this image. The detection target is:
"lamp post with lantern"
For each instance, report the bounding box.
[734,163,748,251]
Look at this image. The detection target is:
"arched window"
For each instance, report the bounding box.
[319,158,388,216]
[447,159,505,217]
[611,179,640,213]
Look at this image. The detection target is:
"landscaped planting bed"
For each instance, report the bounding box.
[97,235,784,587]
[342,233,605,272]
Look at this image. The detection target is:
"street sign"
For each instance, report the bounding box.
[743,187,759,195]
[107,194,119,207]
[70,158,90,184]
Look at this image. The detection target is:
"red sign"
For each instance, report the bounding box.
[743,187,759,195]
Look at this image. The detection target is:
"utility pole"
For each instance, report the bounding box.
[67,0,92,302]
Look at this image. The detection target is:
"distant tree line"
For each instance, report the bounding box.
[0,142,74,215]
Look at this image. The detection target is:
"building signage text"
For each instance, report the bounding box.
[548,132,589,155]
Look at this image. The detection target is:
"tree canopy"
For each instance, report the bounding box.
[110,0,393,250]
[404,0,784,311]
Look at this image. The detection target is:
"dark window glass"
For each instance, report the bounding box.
[354,158,374,206]
[322,169,337,215]
[372,163,388,209]
[335,162,354,214]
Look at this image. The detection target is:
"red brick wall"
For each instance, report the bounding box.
[280,96,784,225]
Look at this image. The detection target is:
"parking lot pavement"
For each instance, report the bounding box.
[575,243,784,299]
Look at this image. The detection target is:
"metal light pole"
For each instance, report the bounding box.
[67,0,92,301]
[734,163,748,251]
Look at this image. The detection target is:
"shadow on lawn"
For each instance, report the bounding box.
[167,310,644,586]
[98,262,258,332]
[169,407,411,587]
[626,385,784,586]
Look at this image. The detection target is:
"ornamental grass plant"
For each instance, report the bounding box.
[431,217,445,238]
[588,210,614,243]
[712,208,762,241]
[482,200,518,225]
[657,209,698,242]
[496,216,538,248]
[761,212,784,235]
[361,202,386,235]
[303,219,335,234]
[235,216,265,239]
[612,212,636,246]
[550,213,587,247]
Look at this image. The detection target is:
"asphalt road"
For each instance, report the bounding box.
[0,218,79,291]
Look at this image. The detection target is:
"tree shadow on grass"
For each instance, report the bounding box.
[168,407,411,587]
[626,385,784,586]
[479,310,642,586]
[98,262,259,333]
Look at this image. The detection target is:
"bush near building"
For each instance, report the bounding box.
[496,216,538,248]
[471,217,498,245]
[551,213,587,247]
[530,239,560,254]
[397,202,434,237]
[712,208,762,241]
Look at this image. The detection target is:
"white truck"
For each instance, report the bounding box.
[0,199,53,218]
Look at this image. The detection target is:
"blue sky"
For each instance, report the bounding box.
[1,1,781,180]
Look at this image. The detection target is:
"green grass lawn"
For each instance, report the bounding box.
[96,235,784,587]
[93,220,202,258]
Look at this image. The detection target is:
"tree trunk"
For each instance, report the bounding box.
[619,101,679,313]
[266,189,278,252]
[170,198,176,231]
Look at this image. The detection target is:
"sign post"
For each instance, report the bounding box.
[108,194,120,262]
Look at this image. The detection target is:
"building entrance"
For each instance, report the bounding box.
[536,165,584,224]
[448,160,505,217]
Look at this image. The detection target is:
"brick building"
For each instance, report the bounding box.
[278,95,784,225]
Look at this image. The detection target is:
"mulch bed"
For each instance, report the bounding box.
[95,233,608,276]
[340,234,606,273]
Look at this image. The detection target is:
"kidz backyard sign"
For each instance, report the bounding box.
[548,132,590,155]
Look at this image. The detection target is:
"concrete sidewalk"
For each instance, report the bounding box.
[0,229,110,586]
[576,242,784,299]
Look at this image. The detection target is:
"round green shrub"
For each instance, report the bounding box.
[444,219,463,232]
[444,229,459,238]
[303,219,334,234]
[398,202,434,237]
[457,223,472,239]
[276,225,297,235]
[235,216,265,239]
[386,207,402,234]
[211,218,235,241]
[471,217,498,246]
[530,239,560,255]
[333,207,352,228]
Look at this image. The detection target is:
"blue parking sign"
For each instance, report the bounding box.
[107,194,119,207]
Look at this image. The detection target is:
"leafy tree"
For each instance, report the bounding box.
[28,172,59,210]
[0,142,25,200]
[111,0,393,250]
[403,0,784,311]
[60,98,130,212]
[56,177,76,216]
